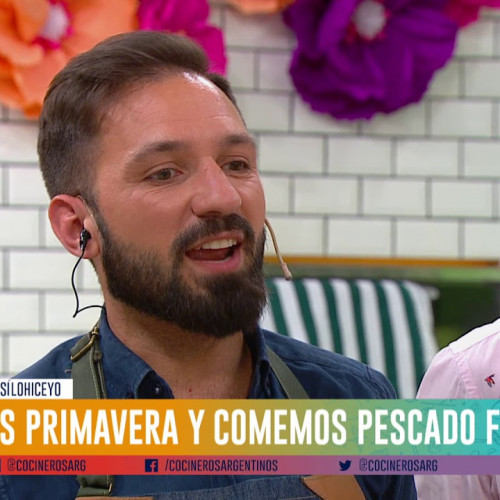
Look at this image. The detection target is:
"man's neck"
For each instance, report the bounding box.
[104,301,254,399]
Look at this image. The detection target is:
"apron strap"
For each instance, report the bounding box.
[70,324,113,497]
[70,326,309,497]
[70,323,107,399]
[266,347,309,399]
[74,475,113,498]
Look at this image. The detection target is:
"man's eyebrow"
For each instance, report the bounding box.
[126,140,187,167]
[125,134,256,168]
[220,133,257,149]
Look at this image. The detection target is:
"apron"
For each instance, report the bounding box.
[70,326,365,500]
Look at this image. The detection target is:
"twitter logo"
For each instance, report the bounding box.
[339,460,351,472]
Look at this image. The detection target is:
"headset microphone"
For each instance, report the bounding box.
[264,218,292,280]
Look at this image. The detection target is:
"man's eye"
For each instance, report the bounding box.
[148,168,177,181]
[224,160,250,172]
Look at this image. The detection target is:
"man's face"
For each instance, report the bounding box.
[90,73,267,336]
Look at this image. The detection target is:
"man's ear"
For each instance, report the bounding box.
[48,194,100,258]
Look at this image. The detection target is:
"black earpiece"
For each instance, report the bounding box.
[79,228,92,251]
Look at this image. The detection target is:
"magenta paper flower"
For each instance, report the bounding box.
[138,0,227,74]
[446,0,500,27]
[283,0,458,120]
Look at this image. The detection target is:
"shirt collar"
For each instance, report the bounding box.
[97,310,272,399]
[98,310,155,398]
[245,326,272,398]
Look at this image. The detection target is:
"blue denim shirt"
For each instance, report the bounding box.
[0,312,416,499]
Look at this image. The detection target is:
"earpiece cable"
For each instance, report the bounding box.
[71,245,104,318]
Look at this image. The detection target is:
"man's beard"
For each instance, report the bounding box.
[96,212,267,338]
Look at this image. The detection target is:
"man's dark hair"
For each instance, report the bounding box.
[38,30,237,203]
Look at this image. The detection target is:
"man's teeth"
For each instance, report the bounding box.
[198,239,237,250]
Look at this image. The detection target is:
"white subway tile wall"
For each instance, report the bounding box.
[465,221,500,258]
[7,334,71,375]
[7,165,49,205]
[430,100,493,137]
[81,263,102,291]
[361,103,427,137]
[260,176,290,213]
[1,4,500,373]
[0,208,40,247]
[264,216,324,255]
[363,179,426,217]
[328,137,392,176]
[0,124,38,163]
[260,135,324,174]
[431,180,493,218]
[396,140,458,177]
[396,220,460,258]
[465,141,500,177]
[427,61,460,98]
[234,92,291,131]
[44,292,103,332]
[327,218,392,257]
[8,250,75,290]
[258,52,294,91]
[293,97,359,134]
[455,19,495,57]
[464,60,500,97]
[223,8,293,49]
[293,177,358,215]
[226,49,255,89]
[0,293,39,331]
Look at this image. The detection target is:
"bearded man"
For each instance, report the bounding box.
[0,31,415,500]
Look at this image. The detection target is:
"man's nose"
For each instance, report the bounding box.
[191,159,242,217]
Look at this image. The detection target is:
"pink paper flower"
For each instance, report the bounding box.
[138,0,227,75]
[446,0,500,27]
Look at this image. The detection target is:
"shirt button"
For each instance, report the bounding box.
[154,384,163,397]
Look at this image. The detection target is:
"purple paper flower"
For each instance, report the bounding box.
[138,0,227,75]
[283,0,458,120]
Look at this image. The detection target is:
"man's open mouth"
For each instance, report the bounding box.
[186,238,241,261]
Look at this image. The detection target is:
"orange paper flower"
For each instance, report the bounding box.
[226,0,295,15]
[0,0,138,117]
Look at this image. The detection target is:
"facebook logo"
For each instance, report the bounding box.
[144,459,159,473]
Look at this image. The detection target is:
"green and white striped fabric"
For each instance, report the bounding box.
[261,278,438,399]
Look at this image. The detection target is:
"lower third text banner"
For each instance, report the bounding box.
[1,455,500,475]
[0,399,499,475]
